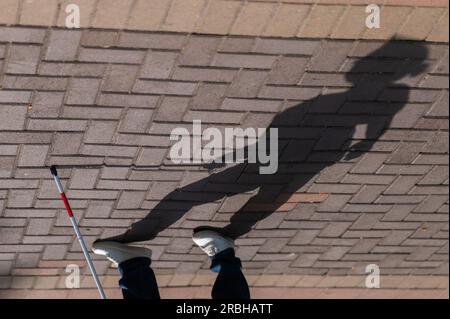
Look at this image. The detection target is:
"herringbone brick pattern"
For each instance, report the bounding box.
[0,26,448,292]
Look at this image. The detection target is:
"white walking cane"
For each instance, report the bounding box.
[50,166,107,299]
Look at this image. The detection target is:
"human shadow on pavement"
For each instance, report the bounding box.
[101,39,429,243]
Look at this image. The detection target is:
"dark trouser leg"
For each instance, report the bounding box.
[210,248,250,299]
[118,257,160,299]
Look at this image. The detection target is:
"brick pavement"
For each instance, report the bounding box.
[0,0,448,42]
[0,18,448,298]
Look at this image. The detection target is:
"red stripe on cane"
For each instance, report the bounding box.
[60,193,74,217]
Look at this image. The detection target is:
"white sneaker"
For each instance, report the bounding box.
[192,230,234,257]
[92,241,152,266]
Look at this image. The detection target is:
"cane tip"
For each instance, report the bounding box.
[50,165,58,176]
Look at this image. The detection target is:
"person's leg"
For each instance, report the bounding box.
[92,241,159,299]
[210,248,250,299]
[118,257,160,299]
[192,229,251,299]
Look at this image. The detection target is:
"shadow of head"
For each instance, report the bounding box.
[345,38,429,85]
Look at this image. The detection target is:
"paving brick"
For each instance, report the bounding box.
[308,41,353,72]
[116,134,170,148]
[51,133,82,155]
[410,185,448,195]
[184,110,242,125]
[11,276,35,289]
[103,64,139,92]
[128,0,171,31]
[385,176,422,195]
[155,97,189,122]
[301,73,352,87]
[213,53,277,69]
[319,246,350,261]
[99,93,159,108]
[135,148,167,166]
[85,201,113,218]
[2,75,68,91]
[66,190,117,200]
[66,78,101,105]
[179,36,221,67]
[317,195,352,212]
[331,5,367,39]
[0,146,17,157]
[351,153,388,174]
[427,10,449,42]
[55,0,95,27]
[117,191,146,209]
[70,169,99,189]
[28,92,63,118]
[219,37,255,53]
[418,166,449,185]
[92,0,133,29]
[39,62,106,77]
[258,86,321,100]
[172,67,237,83]
[414,195,449,213]
[79,48,144,64]
[26,218,53,235]
[0,27,46,43]
[85,121,117,144]
[383,205,416,221]
[119,109,153,133]
[19,0,58,26]
[0,0,19,24]
[264,4,309,37]
[299,5,344,38]
[376,195,427,205]
[196,0,241,34]
[8,190,35,208]
[146,181,178,200]
[398,7,445,40]
[388,142,425,164]
[227,70,267,97]
[81,145,137,157]
[222,98,280,113]
[0,157,14,178]
[319,222,352,238]
[81,30,118,48]
[351,213,384,230]
[7,45,41,74]
[162,0,205,33]
[0,261,13,275]
[350,185,386,204]
[316,163,353,183]
[28,119,87,132]
[190,83,227,110]
[133,80,197,95]
[423,132,449,154]
[119,33,186,50]
[141,51,178,79]
[255,38,319,55]
[45,30,81,61]
[390,104,429,128]
[231,2,275,36]
[0,90,31,104]
[0,228,22,244]
[18,145,49,167]
[363,6,412,40]
[414,154,449,166]
[0,105,28,131]
[267,57,308,85]
[0,132,52,145]
[290,229,320,245]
